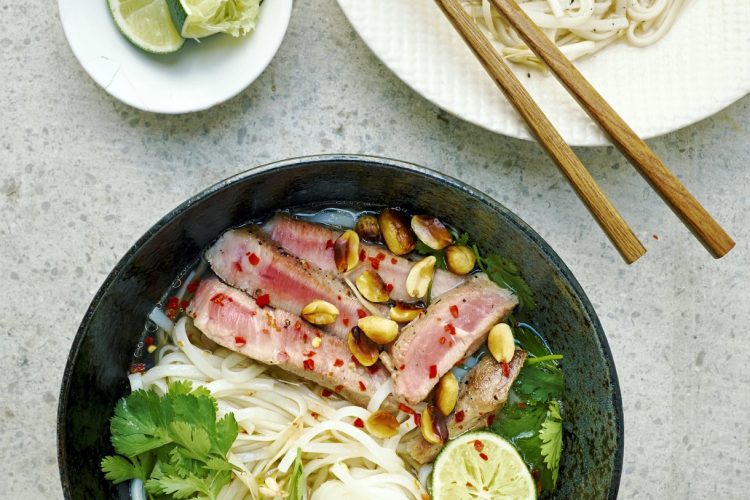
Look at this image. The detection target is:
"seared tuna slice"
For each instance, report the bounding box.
[397,350,527,465]
[206,228,385,339]
[187,278,391,408]
[386,273,517,404]
[262,214,465,302]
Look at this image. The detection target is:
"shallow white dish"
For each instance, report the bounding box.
[337,0,750,146]
[59,0,293,114]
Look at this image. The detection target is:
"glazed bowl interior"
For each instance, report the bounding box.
[58,155,622,499]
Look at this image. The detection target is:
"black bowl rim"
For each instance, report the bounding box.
[57,153,623,498]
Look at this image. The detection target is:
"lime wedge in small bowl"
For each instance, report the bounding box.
[108,0,184,54]
[432,431,537,499]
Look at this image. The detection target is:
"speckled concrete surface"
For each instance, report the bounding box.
[1,0,748,498]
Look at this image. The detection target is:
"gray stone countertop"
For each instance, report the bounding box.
[1,0,748,498]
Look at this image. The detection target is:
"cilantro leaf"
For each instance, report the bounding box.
[513,363,564,403]
[474,248,535,310]
[287,448,306,500]
[102,381,239,500]
[539,401,563,486]
[414,240,447,269]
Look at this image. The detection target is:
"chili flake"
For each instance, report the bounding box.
[353,418,364,428]
[167,296,179,309]
[247,252,260,266]
[343,318,350,326]
[325,239,334,249]
[479,453,488,461]
[359,249,366,262]
[399,404,416,415]
[450,305,459,318]
[439,337,446,345]
[144,336,154,346]
[369,257,380,270]
[386,283,394,293]
[187,282,198,293]
[335,385,344,392]
[210,293,227,306]
[180,299,189,310]
[322,389,333,398]
[414,413,421,427]
[334,358,344,367]
[502,361,510,378]
[455,410,465,423]
[390,258,397,264]
[233,261,243,272]
[255,294,270,308]
[367,364,380,374]
[295,321,302,331]
[429,365,437,378]
[303,359,315,371]
[358,381,366,392]
[357,309,367,319]
[234,336,246,346]
[444,323,456,335]
[474,440,484,452]
[376,252,386,261]
[487,414,495,427]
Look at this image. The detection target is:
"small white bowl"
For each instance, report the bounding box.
[58,0,293,114]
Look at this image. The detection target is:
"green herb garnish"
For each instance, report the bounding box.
[287,448,306,500]
[473,246,535,310]
[539,401,563,486]
[101,380,239,499]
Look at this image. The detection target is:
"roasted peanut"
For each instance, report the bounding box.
[379,209,416,256]
[406,255,436,299]
[334,230,361,272]
[488,323,515,363]
[389,302,424,323]
[347,327,379,366]
[358,316,400,344]
[434,371,459,416]
[444,245,476,275]
[420,405,448,445]
[355,270,390,303]
[365,410,400,438]
[355,214,381,241]
[411,215,453,250]
[301,300,339,325]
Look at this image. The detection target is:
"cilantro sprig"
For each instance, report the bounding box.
[101,381,239,499]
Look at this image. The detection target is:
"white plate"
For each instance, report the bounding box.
[59,0,292,114]
[337,0,750,146]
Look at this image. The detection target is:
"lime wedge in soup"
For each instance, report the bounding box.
[432,431,537,500]
[167,0,261,39]
[108,0,184,54]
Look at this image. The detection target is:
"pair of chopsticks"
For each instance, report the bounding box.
[434,0,735,263]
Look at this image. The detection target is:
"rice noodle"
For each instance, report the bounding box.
[138,314,426,499]
[464,0,686,68]
[367,379,393,413]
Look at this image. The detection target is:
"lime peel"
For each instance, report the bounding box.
[108,0,184,54]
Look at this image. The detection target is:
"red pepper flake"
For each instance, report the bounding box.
[376,252,386,261]
[303,359,315,371]
[128,363,146,374]
[353,417,364,428]
[255,294,270,308]
[247,252,260,266]
[334,358,344,367]
[450,305,459,318]
[304,351,316,358]
[337,295,342,301]
[487,414,495,427]
[187,282,198,293]
[322,389,333,398]
[357,309,367,319]
[455,410,465,423]
[343,318,350,326]
[386,283,394,293]
[234,336,246,346]
[334,384,344,392]
[399,364,405,370]
[454,357,466,368]
[295,321,302,331]
[167,296,179,309]
[444,323,456,335]
[311,411,320,419]
[262,328,270,335]
[502,361,510,378]
[466,482,474,489]
[325,239,334,249]
[233,261,243,272]
[479,453,488,461]
[144,336,154,346]
[358,381,367,392]
[439,337,446,345]
[390,258,397,264]
[517,402,527,409]
[359,249,366,262]
[429,365,437,378]
[474,439,484,452]
[369,257,380,270]
[166,308,178,319]
[367,364,380,374]
[303,334,308,342]
[414,413,421,427]
[399,403,416,415]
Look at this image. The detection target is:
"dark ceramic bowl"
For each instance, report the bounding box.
[58,154,623,499]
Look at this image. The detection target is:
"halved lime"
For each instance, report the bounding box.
[432,431,536,500]
[108,0,184,54]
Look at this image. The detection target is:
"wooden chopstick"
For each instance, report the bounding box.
[489,0,735,258]
[434,0,646,263]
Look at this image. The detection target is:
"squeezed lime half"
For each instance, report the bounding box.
[108,0,184,54]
